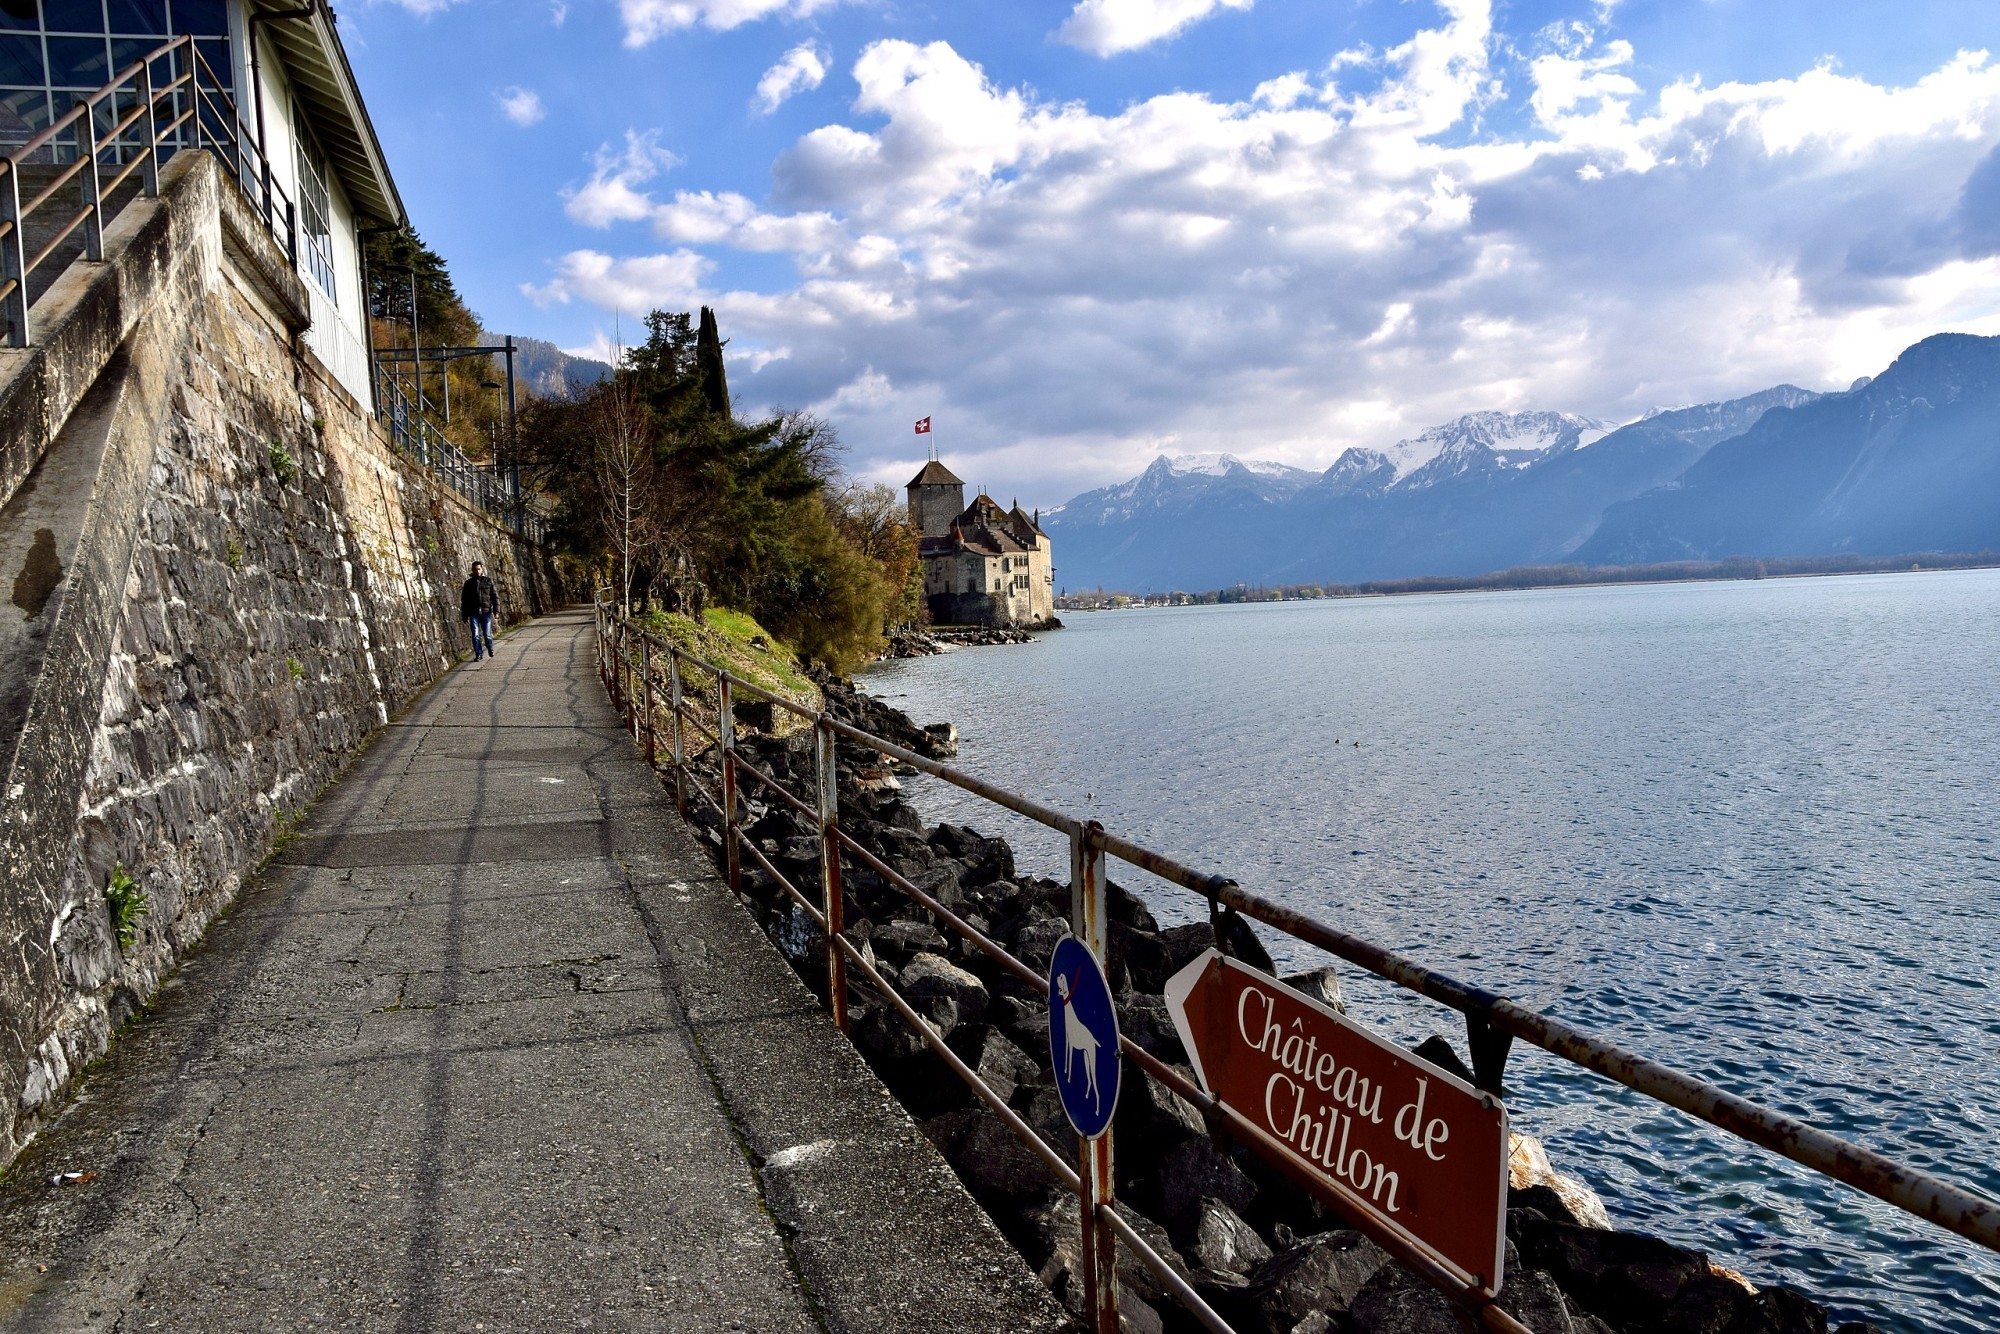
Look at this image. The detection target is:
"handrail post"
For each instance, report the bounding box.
[640,633,656,762]
[816,718,848,1033]
[667,649,688,817]
[719,673,741,897]
[1071,820,1118,1334]
[0,165,27,347]
[137,59,159,196]
[76,97,103,262]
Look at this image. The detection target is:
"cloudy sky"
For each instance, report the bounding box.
[342,0,2000,508]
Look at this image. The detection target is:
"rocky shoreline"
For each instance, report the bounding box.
[674,677,1882,1334]
[880,619,1067,658]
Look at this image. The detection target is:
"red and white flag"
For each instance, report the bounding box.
[914,416,932,435]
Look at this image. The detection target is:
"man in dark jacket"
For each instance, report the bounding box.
[460,561,499,661]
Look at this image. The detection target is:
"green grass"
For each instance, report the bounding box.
[632,605,821,736]
[106,865,147,953]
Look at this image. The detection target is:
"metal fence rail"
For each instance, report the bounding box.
[591,596,2000,1334]
[372,363,548,545]
[0,35,294,348]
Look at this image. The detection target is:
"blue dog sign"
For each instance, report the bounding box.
[1048,935,1120,1138]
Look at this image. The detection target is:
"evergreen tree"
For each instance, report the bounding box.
[696,306,731,419]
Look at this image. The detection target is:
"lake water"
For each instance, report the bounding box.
[860,570,2000,1333]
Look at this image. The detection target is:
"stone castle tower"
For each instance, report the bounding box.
[906,459,966,538]
[905,457,1055,628]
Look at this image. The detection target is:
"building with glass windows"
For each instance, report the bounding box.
[0,0,401,405]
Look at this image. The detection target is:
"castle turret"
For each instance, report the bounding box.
[906,458,965,539]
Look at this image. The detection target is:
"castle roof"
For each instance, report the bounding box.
[907,459,964,488]
[919,491,1046,560]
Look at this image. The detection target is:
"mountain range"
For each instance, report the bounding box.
[487,333,612,400]
[1041,333,2000,592]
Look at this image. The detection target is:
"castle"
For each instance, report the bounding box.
[906,458,1056,628]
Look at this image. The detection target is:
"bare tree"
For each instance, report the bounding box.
[588,370,658,615]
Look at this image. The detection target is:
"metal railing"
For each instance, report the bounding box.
[374,362,548,545]
[0,35,295,348]
[591,595,2000,1334]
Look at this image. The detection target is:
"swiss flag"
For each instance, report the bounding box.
[914,416,932,434]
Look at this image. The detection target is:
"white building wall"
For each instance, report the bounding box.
[247,24,373,409]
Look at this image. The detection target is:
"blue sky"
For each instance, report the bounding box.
[340,0,2000,507]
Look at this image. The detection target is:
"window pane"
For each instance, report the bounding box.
[0,32,40,82]
[42,0,103,33]
[0,86,49,142]
[0,1,39,35]
[105,0,163,34]
[165,0,222,36]
[192,34,225,89]
[107,34,152,75]
[45,33,105,84]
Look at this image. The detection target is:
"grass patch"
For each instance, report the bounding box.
[632,606,822,739]
[106,865,147,953]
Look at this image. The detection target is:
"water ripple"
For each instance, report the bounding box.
[865,570,2000,1333]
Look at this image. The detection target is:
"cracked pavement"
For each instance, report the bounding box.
[0,610,1068,1334]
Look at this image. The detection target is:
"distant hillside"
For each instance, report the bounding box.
[1042,401,1826,590]
[1579,334,2000,564]
[485,332,611,400]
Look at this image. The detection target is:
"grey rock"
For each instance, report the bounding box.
[1179,1200,1271,1277]
[1159,1134,1258,1221]
[1280,967,1345,1014]
[873,919,950,956]
[1244,1230,1392,1330]
[902,952,989,1032]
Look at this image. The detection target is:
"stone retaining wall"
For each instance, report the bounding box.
[0,151,562,1164]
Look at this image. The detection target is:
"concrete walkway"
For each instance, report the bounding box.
[0,610,1069,1333]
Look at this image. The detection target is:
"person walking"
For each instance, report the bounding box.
[461,560,499,662]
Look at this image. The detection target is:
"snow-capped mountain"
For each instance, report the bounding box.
[1163,453,1317,480]
[1041,453,1319,528]
[1040,388,1831,591]
[1324,411,1617,492]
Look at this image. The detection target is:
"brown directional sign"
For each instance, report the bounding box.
[1164,950,1509,1293]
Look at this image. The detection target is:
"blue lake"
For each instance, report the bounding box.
[861,569,2000,1333]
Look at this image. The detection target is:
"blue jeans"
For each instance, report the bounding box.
[470,613,494,659]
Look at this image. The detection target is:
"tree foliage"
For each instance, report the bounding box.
[362,227,505,459]
[521,307,924,671]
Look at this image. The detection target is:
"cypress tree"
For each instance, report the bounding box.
[696,305,731,419]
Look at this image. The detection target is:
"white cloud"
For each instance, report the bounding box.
[618,0,844,47]
[563,130,680,228]
[529,2,2000,505]
[1057,0,1254,58]
[755,43,829,115]
[495,86,546,126]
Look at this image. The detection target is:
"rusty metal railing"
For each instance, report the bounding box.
[591,596,2000,1334]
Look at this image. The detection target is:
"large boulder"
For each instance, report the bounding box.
[1239,1230,1392,1331]
[1020,1189,1190,1322]
[1177,1199,1272,1277]
[1510,1133,1612,1230]
[1160,912,1275,976]
[949,1025,1042,1108]
[925,1106,1062,1204]
[902,951,990,1031]
[1158,1135,1258,1222]
[872,918,950,958]
[1513,1215,1712,1331]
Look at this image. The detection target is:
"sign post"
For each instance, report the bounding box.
[1165,950,1510,1294]
[1060,821,1119,1334]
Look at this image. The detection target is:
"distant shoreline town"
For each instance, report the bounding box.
[1055,550,2000,611]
